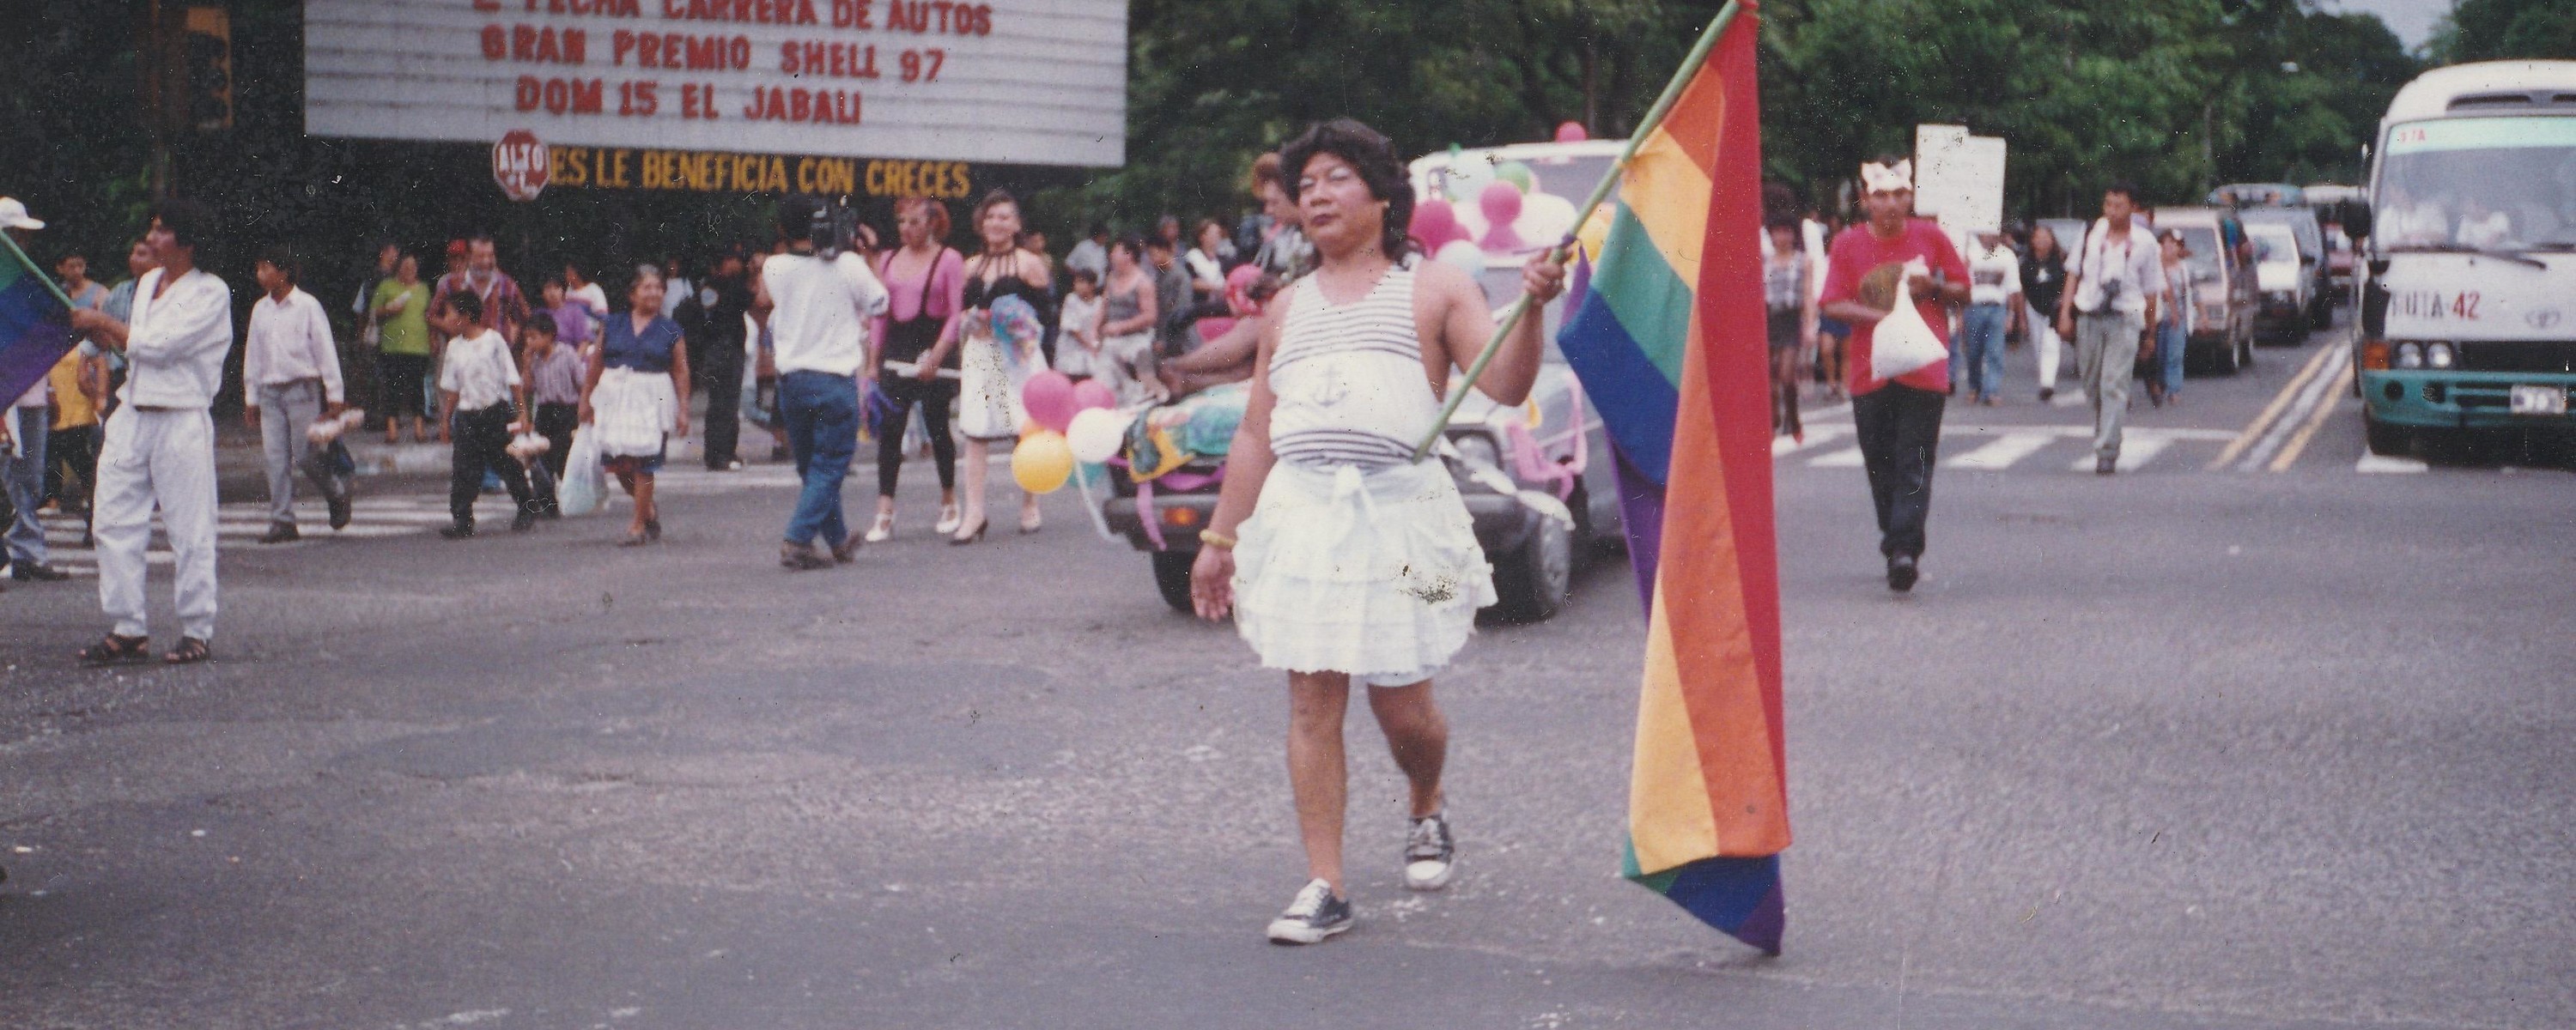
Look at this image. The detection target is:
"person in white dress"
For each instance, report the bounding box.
[1189,118,1565,945]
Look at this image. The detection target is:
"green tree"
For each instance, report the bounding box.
[2431,0,2576,64]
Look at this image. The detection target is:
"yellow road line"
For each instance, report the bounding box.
[2268,365,2356,472]
[2208,342,2340,470]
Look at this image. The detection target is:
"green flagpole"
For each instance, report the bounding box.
[1412,0,1747,463]
[0,228,80,312]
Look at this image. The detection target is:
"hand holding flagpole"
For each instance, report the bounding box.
[1412,0,1747,463]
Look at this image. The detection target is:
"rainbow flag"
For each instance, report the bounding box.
[0,240,76,412]
[1555,5,1789,954]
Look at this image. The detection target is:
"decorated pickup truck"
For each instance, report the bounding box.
[1097,140,1626,621]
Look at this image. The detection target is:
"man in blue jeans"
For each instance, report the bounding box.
[1957,228,2021,406]
[757,195,888,570]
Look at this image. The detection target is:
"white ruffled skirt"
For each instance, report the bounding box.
[1232,459,1496,680]
[958,331,1041,441]
[590,366,675,459]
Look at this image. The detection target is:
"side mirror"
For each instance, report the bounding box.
[2339,199,2372,241]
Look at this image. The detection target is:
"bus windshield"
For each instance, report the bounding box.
[2175,226,2225,282]
[2377,117,2576,251]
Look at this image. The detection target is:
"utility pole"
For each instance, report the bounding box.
[141,0,179,200]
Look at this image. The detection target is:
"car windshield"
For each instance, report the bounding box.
[2250,224,2299,265]
[1475,265,1568,362]
[2377,116,2576,250]
[2175,226,2225,282]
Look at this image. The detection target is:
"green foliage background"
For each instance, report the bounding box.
[1,0,2542,335]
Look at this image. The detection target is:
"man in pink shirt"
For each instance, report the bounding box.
[1819,154,1970,592]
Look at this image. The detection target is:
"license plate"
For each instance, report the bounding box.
[2510,385,2568,415]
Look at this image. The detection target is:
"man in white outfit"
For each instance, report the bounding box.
[68,199,235,665]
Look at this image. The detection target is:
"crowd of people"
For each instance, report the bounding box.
[0,169,1326,643]
[1,129,2216,947]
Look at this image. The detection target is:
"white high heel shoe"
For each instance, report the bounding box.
[864,511,896,544]
[933,503,963,536]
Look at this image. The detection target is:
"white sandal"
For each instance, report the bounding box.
[933,503,963,536]
[864,511,896,544]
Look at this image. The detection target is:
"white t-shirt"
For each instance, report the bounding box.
[571,282,610,319]
[1184,249,1225,292]
[1967,243,2024,307]
[1058,291,1103,348]
[439,329,520,411]
[762,251,890,378]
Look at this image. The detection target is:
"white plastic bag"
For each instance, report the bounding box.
[1870,258,1949,381]
[558,427,606,517]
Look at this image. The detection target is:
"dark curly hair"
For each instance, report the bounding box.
[1280,118,1417,261]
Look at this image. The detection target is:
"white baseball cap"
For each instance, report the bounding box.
[0,197,44,231]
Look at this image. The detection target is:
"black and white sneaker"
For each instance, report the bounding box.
[1404,811,1457,891]
[1265,878,1353,945]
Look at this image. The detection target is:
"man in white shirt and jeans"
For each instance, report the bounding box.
[244,244,350,542]
[759,195,889,570]
[1957,228,2023,406]
[68,200,234,665]
[2056,183,2166,476]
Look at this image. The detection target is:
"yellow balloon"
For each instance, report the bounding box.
[1012,430,1076,494]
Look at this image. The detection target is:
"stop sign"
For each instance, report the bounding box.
[493,130,550,202]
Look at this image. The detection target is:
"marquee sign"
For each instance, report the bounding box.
[304,0,1127,168]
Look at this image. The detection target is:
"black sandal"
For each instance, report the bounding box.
[77,633,152,665]
[163,637,212,665]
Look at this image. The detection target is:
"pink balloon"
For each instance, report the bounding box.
[1555,121,1589,143]
[1411,199,1465,251]
[1479,181,1527,252]
[1022,371,1078,433]
[1072,379,1117,413]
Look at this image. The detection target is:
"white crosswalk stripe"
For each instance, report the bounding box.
[28,495,536,578]
[1786,424,2231,476]
[2068,436,2172,473]
[1945,433,2057,471]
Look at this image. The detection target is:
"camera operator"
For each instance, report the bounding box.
[757,195,890,570]
[2055,183,2165,476]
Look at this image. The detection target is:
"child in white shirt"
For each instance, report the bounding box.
[1054,267,1106,380]
[435,291,539,538]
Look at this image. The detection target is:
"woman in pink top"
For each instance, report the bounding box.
[867,197,967,542]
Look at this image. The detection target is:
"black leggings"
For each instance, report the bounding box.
[380,353,430,419]
[875,373,958,499]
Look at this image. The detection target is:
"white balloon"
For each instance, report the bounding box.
[1066,407,1133,464]
[1434,239,1486,278]
[1515,192,1581,246]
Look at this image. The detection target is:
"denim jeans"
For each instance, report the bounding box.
[3,407,49,566]
[2156,318,2188,398]
[780,370,860,548]
[1956,303,2009,400]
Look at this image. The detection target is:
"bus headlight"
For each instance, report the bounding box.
[2395,342,2424,369]
[2426,342,2455,369]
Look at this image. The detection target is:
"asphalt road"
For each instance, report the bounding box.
[3,316,2570,1028]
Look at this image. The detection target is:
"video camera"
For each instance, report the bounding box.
[809,197,863,260]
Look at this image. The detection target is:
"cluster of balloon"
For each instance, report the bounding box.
[1015,373,1127,493]
[1429,148,1583,259]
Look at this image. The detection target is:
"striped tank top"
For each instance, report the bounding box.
[1267,258,1436,471]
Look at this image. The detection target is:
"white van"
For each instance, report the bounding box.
[2348,61,2576,456]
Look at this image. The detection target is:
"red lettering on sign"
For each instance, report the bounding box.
[513,76,601,114]
[830,0,874,29]
[742,86,860,124]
